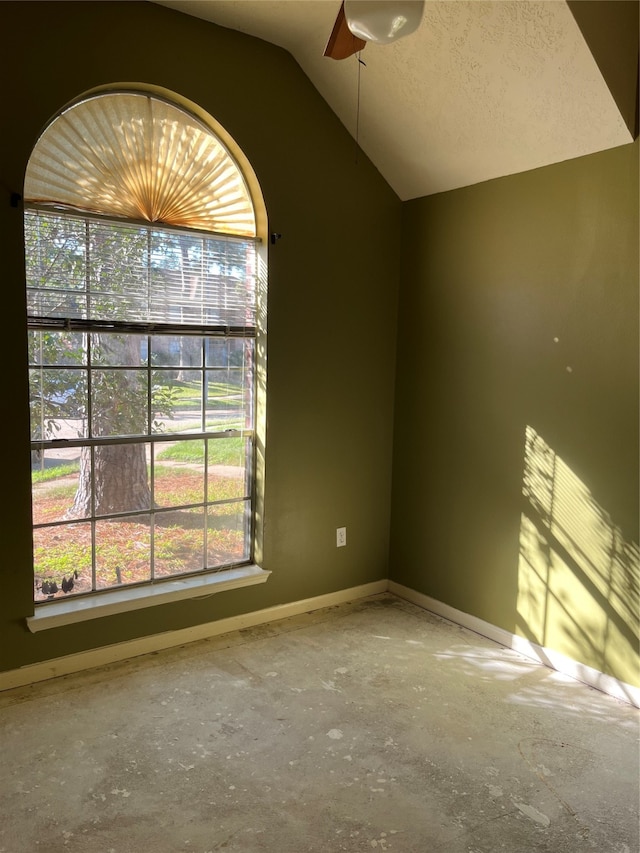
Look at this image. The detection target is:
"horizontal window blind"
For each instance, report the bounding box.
[25,210,257,329]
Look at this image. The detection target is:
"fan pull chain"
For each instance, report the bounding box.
[355,52,366,163]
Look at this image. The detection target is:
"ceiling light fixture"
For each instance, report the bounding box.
[324,0,424,60]
[344,1,425,45]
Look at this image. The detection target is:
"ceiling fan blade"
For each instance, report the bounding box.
[324,1,366,60]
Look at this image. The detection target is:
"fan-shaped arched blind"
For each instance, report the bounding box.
[24,92,256,237]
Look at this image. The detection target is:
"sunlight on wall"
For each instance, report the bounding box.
[517,426,639,686]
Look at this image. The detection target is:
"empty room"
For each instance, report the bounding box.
[0,2,638,851]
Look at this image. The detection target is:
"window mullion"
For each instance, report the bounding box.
[37,333,45,470]
[203,336,208,567]
[86,217,95,589]
[148,332,156,582]
[86,307,97,592]
[90,445,97,592]
[202,337,207,433]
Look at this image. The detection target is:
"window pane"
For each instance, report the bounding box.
[89,443,151,516]
[88,222,149,322]
[28,369,42,440]
[205,337,246,368]
[29,368,88,440]
[154,508,205,578]
[27,288,89,319]
[207,437,250,502]
[202,239,256,326]
[91,370,147,436]
[150,335,203,368]
[28,330,86,366]
[25,213,86,291]
[154,440,205,507]
[148,234,256,326]
[207,501,250,567]
[33,523,92,601]
[95,515,151,588]
[152,370,201,434]
[151,232,205,324]
[25,212,88,318]
[205,369,248,431]
[205,339,253,430]
[32,449,84,524]
[91,332,147,366]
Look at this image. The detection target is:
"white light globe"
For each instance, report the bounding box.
[344,1,425,45]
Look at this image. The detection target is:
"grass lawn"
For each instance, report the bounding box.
[32,462,79,484]
[165,378,244,411]
[157,436,245,466]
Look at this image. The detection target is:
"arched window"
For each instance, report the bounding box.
[25,90,264,606]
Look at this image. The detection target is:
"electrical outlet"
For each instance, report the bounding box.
[336,527,347,547]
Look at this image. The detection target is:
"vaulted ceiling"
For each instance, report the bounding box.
[152,1,637,200]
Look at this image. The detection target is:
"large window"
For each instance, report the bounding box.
[24,91,262,604]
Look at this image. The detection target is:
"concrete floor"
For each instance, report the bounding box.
[0,595,637,853]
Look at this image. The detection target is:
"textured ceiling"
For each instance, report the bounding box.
[152,0,633,200]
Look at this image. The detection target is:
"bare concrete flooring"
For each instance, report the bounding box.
[0,595,638,853]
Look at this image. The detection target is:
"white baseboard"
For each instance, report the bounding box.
[0,579,388,692]
[3,577,637,710]
[389,581,640,709]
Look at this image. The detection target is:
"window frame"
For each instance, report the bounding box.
[23,89,269,626]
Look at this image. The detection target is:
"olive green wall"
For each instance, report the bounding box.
[390,141,639,686]
[0,2,401,672]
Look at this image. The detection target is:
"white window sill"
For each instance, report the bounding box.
[26,565,271,633]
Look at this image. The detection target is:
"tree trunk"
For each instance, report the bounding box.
[66,443,151,518]
[66,330,153,519]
